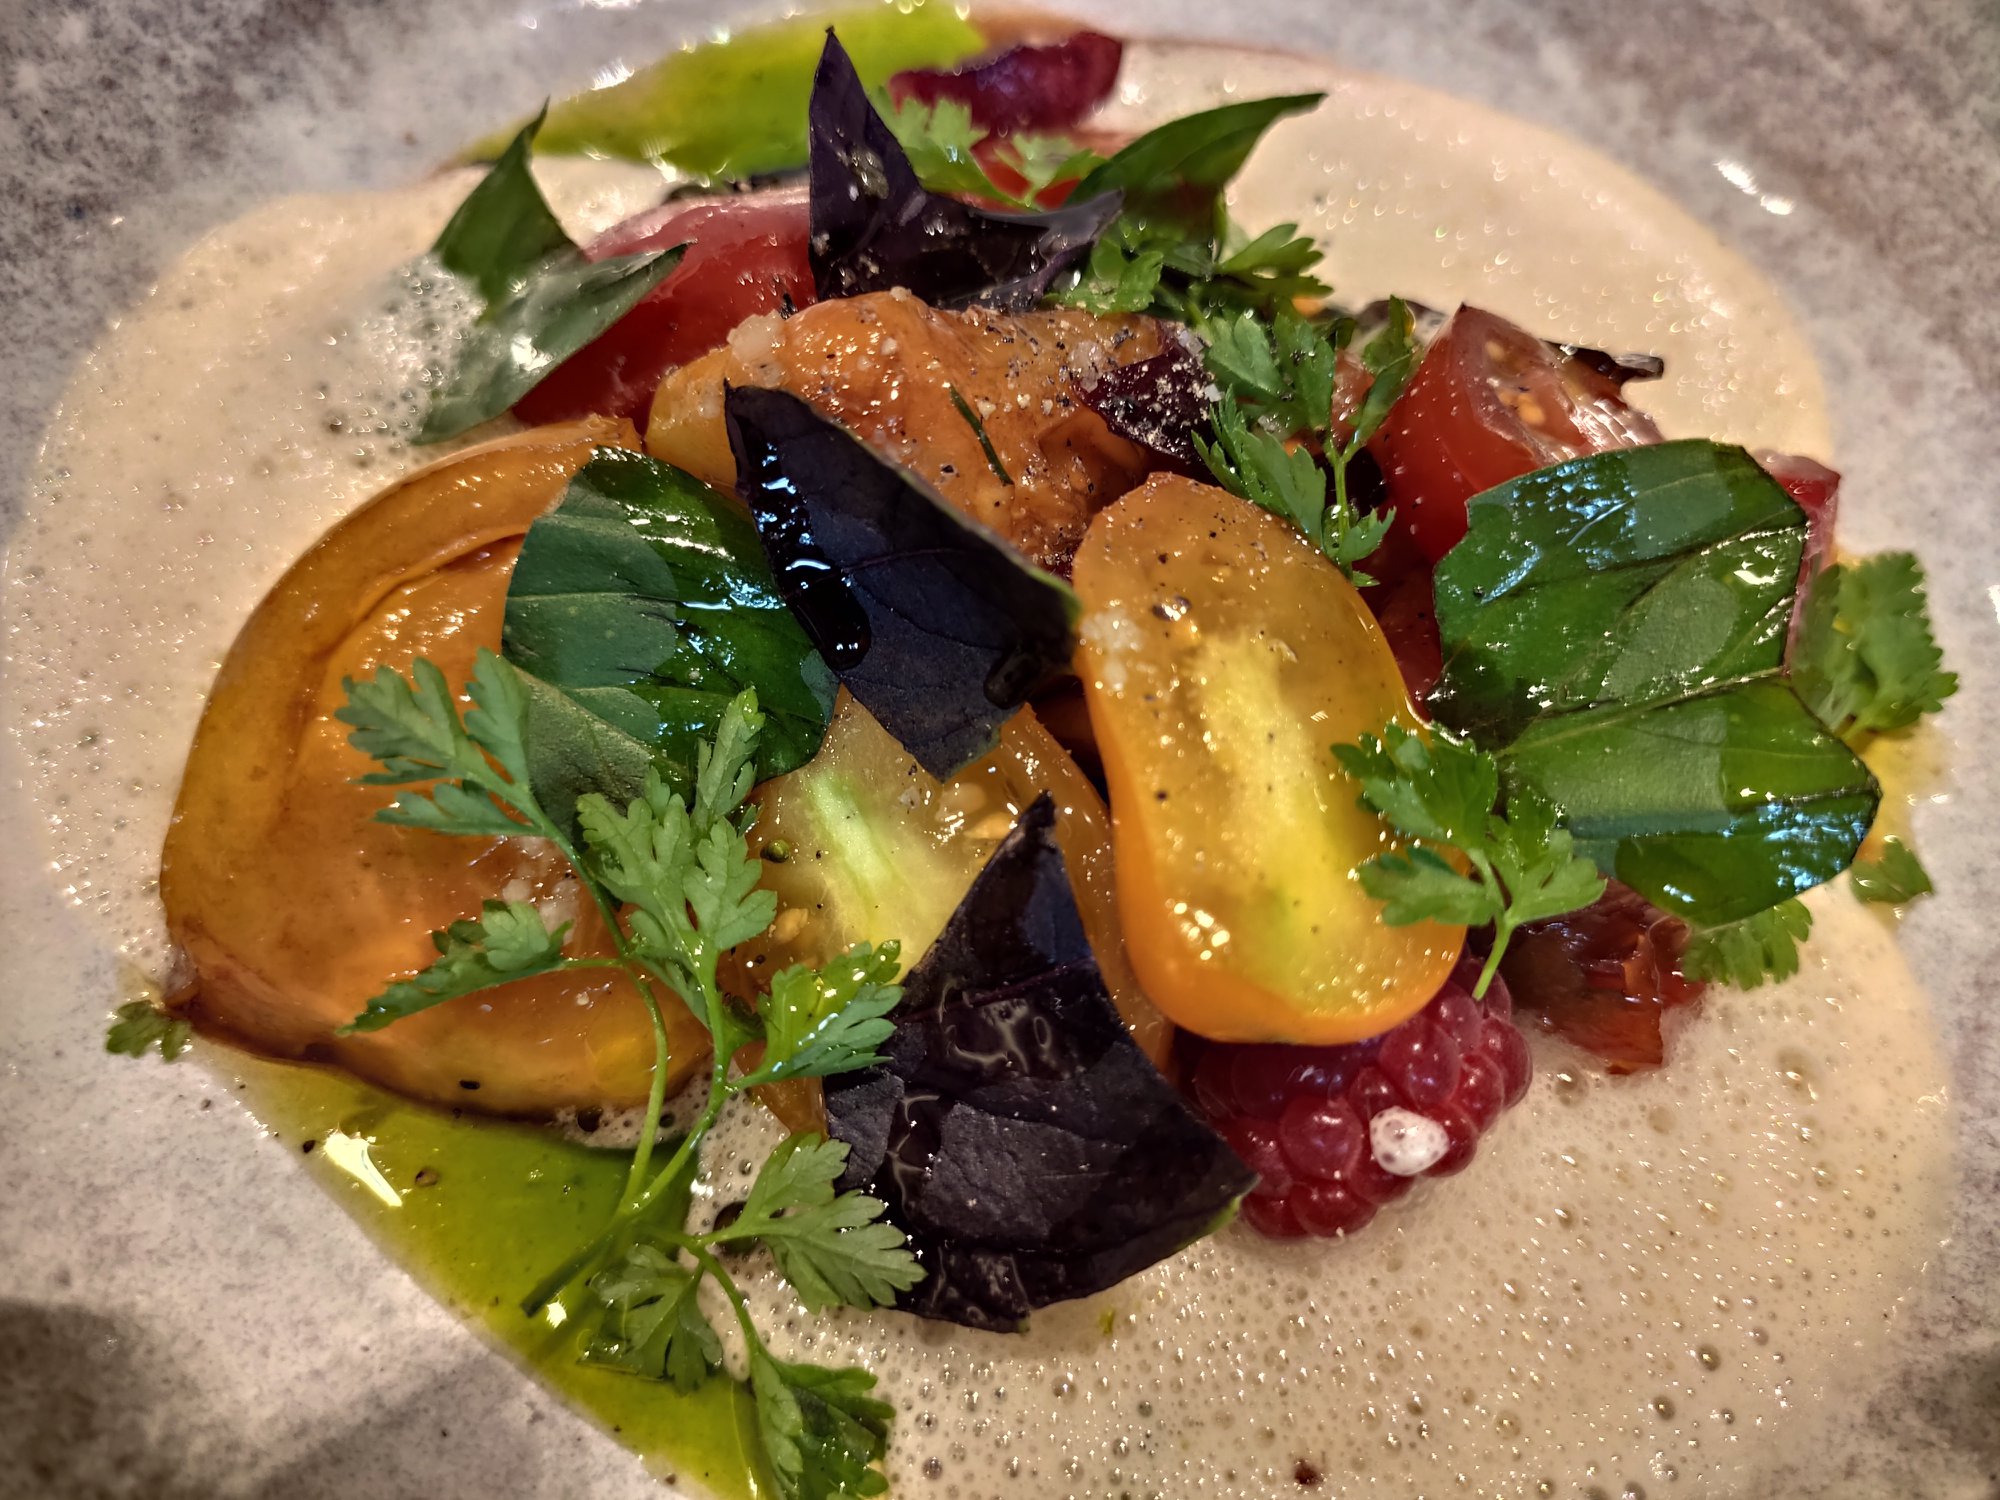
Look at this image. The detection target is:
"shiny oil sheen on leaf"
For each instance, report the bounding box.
[1430,440,1877,924]
[503,447,836,834]
[1073,474,1463,1046]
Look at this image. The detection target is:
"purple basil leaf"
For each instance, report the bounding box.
[1074,333,1212,475]
[724,385,1080,778]
[825,795,1255,1333]
[808,30,1122,312]
[888,30,1124,136]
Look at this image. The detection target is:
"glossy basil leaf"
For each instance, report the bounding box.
[1433,441,1808,744]
[1499,679,1878,925]
[419,113,683,443]
[823,796,1255,1333]
[1071,93,1323,236]
[724,385,1079,779]
[808,31,1122,311]
[460,2,982,175]
[502,447,837,832]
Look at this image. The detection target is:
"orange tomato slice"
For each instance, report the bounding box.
[1072,475,1464,1045]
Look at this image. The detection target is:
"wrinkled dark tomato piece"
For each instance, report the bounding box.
[1499,881,1704,1073]
[889,30,1123,135]
[513,187,814,430]
[1369,306,1663,565]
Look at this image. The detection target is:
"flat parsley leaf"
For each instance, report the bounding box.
[1794,552,1958,739]
[105,1001,192,1062]
[1682,899,1813,990]
[744,943,903,1085]
[342,900,572,1034]
[1850,838,1934,905]
[583,1245,723,1392]
[750,1348,896,1500]
[1333,725,1605,995]
[711,1134,921,1313]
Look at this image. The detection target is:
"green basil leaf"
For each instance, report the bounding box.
[1499,679,1878,924]
[419,114,683,443]
[502,448,837,833]
[1072,93,1323,236]
[461,2,982,177]
[1433,441,1807,743]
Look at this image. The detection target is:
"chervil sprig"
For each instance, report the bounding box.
[105,1001,192,1062]
[337,661,919,1498]
[1332,724,1606,995]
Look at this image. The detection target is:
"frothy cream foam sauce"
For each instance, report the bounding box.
[3,37,1951,1500]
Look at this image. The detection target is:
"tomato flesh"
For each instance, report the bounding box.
[1370,305,1661,565]
[512,186,814,430]
[1073,475,1465,1046]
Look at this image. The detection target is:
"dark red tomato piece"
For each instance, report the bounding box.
[889,30,1123,136]
[1369,568,1443,707]
[1369,306,1663,565]
[512,186,813,430]
[1499,881,1704,1073]
[1757,449,1840,578]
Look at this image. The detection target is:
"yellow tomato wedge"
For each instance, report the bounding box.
[728,693,1172,1069]
[1072,474,1464,1045]
[161,419,713,1115]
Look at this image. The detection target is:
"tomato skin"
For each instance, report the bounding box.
[1756,449,1840,577]
[1369,306,1661,565]
[1073,475,1465,1047]
[512,186,814,430]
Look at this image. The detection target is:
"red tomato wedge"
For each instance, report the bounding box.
[512,186,814,430]
[1369,306,1661,564]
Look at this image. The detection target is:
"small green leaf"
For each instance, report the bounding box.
[1074,94,1324,236]
[1356,845,1501,927]
[1432,440,1809,744]
[1194,398,1328,544]
[573,693,775,1005]
[1333,725,1498,851]
[417,112,684,442]
[1794,553,1958,740]
[341,900,572,1034]
[1683,899,1813,990]
[105,1001,192,1062]
[1051,229,1166,314]
[503,449,836,833]
[710,1134,922,1313]
[583,1246,723,1391]
[749,943,903,1084]
[464,2,983,176]
[1345,295,1418,450]
[1850,838,1934,905]
[1334,725,1603,993]
[750,1347,896,1500]
[336,651,550,838]
[1500,680,1877,925]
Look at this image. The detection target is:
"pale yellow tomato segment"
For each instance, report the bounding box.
[1072,474,1464,1045]
[727,693,1173,1066]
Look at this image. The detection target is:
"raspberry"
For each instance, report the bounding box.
[1190,955,1533,1240]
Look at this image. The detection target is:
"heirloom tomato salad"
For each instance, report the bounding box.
[72,4,1958,1498]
